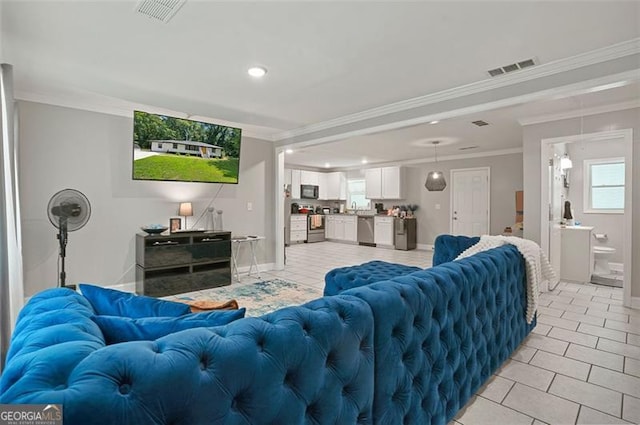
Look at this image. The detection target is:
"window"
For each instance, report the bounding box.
[347,179,370,209]
[584,158,625,213]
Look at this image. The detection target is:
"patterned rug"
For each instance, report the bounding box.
[178,279,323,317]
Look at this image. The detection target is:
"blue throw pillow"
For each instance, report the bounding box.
[78,283,191,318]
[92,308,246,344]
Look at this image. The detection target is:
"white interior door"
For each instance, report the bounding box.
[451,168,490,235]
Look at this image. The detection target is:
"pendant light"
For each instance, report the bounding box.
[425,141,446,191]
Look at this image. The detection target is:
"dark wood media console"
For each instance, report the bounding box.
[135,231,232,297]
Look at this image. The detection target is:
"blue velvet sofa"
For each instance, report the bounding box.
[1,235,534,425]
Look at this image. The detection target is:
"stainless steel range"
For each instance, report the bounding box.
[307,214,326,243]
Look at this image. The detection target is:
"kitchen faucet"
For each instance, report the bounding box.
[351,201,357,210]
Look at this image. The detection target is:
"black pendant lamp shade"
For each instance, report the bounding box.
[425,141,446,191]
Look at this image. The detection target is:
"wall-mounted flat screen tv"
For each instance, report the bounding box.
[132,110,242,184]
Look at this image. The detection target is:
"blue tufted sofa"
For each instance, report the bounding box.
[1,289,375,424]
[324,235,481,295]
[324,260,422,296]
[1,235,534,425]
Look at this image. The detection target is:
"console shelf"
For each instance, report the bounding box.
[135,231,232,297]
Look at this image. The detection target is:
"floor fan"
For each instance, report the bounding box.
[47,189,91,289]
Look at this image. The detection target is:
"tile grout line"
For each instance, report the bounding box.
[545,372,558,393]
[619,388,625,420]
[505,378,624,422]
[476,394,536,423]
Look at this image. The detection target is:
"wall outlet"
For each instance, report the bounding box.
[247,202,253,211]
[435,204,441,210]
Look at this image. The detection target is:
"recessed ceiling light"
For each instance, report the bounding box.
[361,159,368,164]
[247,67,267,78]
[285,148,293,154]
[429,120,439,125]
[324,163,331,168]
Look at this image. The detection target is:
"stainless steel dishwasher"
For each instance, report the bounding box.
[357,216,375,247]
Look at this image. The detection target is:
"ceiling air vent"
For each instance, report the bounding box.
[135,0,186,23]
[471,120,489,127]
[487,57,537,77]
[459,146,479,151]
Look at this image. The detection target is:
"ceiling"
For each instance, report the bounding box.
[2,1,639,168]
[285,82,640,169]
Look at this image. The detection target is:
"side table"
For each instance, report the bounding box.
[231,236,265,282]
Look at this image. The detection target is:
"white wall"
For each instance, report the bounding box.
[0,2,4,62]
[523,108,640,298]
[566,139,625,263]
[18,101,276,296]
[352,153,523,245]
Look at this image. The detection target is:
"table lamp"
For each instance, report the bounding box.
[179,202,193,229]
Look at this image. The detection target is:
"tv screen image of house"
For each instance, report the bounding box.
[132,110,242,184]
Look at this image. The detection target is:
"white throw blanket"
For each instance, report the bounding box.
[455,235,558,324]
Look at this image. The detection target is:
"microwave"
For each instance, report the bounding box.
[300,184,319,199]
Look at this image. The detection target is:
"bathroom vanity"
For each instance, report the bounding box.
[560,226,594,282]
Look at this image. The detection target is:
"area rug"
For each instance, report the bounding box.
[178,279,323,317]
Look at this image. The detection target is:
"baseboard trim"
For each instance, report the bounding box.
[417,243,434,251]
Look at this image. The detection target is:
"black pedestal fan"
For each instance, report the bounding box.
[47,189,91,289]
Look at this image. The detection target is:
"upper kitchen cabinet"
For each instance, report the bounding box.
[300,170,320,186]
[365,166,404,199]
[291,169,301,199]
[381,166,404,199]
[320,172,346,200]
[365,168,382,199]
[284,168,292,186]
[286,168,347,200]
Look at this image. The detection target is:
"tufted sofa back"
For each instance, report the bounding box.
[344,244,534,425]
[1,290,375,425]
[432,234,480,266]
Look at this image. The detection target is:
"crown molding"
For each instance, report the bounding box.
[332,147,523,171]
[274,38,640,141]
[14,90,276,141]
[518,99,640,126]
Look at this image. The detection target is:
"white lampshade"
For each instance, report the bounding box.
[560,155,573,170]
[178,202,193,217]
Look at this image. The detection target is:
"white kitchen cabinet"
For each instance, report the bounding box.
[334,217,345,240]
[374,216,394,245]
[284,168,292,186]
[343,216,357,242]
[381,167,404,199]
[325,215,356,242]
[365,166,404,199]
[325,215,336,239]
[300,170,319,186]
[318,173,328,200]
[290,215,307,242]
[291,169,301,199]
[321,172,346,200]
[365,168,382,199]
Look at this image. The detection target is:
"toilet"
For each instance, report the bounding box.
[593,246,616,275]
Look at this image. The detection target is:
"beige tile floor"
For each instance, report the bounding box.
[233,241,640,425]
